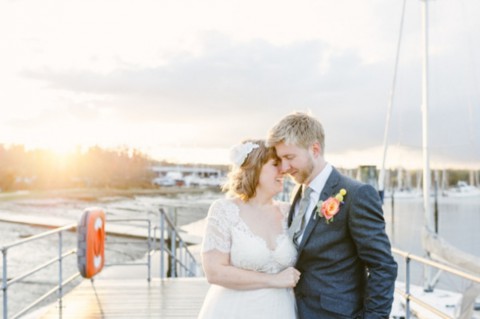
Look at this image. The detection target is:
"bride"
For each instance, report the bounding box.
[198,139,299,319]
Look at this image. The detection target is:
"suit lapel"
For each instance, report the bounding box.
[297,168,341,252]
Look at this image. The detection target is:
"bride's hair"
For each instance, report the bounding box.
[223,139,277,201]
[267,112,325,154]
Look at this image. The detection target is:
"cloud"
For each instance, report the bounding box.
[21,31,480,165]
[21,34,398,147]
[7,0,480,167]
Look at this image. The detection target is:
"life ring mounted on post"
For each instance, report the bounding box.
[77,208,106,279]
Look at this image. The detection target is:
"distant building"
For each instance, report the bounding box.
[356,165,379,190]
[151,165,226,187]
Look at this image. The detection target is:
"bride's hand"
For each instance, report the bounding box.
[271,267,301,288]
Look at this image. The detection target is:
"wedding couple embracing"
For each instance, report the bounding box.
[198,112,398,319]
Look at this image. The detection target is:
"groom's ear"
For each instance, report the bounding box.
[311,142,322,158]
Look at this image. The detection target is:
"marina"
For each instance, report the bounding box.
[1,191,480,318]
[2,0,480,317]
[0,191,214,318]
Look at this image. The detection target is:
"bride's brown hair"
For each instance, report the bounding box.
[223,139,278,201]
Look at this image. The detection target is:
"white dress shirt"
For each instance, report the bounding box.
[294,163,333,243]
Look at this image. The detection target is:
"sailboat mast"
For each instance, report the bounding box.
[378,0,407,199]
[421,0,435,292]
[421,0,432,231]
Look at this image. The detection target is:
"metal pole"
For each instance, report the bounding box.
[189,252,194,275]
[58,232,63,311]
[181,241,185,277]
[421,0,433,292]
[178,241,183,277]
[434,176,439,234]
[378,0,407,198]
[171,231,176,278]
[173,207,177,226]
[421,0,432,231]
[147,220,151,282]
[160,210,165,279]
[406,256,411,319]
[2,249,8,319]
[421,0,432,227]
[391,189,395,240]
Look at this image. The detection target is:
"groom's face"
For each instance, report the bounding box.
[275,142,314,184]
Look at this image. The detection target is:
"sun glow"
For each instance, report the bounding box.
[1,0,480,169]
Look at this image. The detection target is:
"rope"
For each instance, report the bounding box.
[90,278,105,316]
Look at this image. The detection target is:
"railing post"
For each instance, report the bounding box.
[406,256,411,319]
[183,244,187,277]
[185,253,189,277]
[188,255,194,277]
[160,209,165,279]
[157,207,199,279]
[192,257,197,277]
[171,231,177,278]
[182,242,186,277]
[147,220,151,282]
[58,231,63,311]
[2,248,8,319]
[180,240,184,277]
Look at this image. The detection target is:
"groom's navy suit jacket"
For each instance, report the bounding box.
[290,167,397,319]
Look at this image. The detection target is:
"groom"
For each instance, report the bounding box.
[267,112,397,319]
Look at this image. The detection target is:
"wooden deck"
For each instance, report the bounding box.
[39,277,209,318]
[32,248,209,319]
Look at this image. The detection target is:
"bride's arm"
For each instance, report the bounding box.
[202,250,300,290]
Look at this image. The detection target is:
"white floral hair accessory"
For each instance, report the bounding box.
[229,142,260,167]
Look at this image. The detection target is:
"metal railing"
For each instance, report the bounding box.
[106,218,153,281]
[105,208,200,279]
[157,207,199,278]
[1,223,79,319]
[392,247,480,319]
[1,208,200,318]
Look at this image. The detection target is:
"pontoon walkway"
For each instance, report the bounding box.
[36,262,209,319]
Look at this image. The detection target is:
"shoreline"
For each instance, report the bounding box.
[0,187,217,244]
[0,186,221,201]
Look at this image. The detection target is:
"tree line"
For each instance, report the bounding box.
[0,145,156,191]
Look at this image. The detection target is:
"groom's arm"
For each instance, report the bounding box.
[348,184,398,319]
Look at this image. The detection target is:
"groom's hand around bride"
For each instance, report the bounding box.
[271,267,301,288]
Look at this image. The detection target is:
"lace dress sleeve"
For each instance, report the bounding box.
[202,199,235,254]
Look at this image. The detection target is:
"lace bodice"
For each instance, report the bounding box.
[202,199,297,274]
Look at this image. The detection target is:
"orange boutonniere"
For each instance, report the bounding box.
[316,189,347,224]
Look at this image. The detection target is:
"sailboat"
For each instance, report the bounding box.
[378,1,480,318]
[444,180,480,198]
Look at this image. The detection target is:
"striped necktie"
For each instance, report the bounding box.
[288,186,313,246]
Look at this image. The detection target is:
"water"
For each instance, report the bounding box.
[1,191,479,316]
[382,195,480,292]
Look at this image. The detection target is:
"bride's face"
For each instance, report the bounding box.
[257,158,284,195]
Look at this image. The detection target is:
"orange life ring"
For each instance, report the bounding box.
[77,208,106,278]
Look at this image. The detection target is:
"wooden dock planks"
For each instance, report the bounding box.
[39,278,209,318]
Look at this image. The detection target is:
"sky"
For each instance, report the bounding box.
[1,0,480,169]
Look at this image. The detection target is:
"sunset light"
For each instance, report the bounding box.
[1,2,480,318]
[1,0,479,168]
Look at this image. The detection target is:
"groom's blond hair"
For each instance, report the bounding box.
[267,112,325,153]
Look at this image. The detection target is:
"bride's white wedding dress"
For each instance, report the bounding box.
[198,199,298,319]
